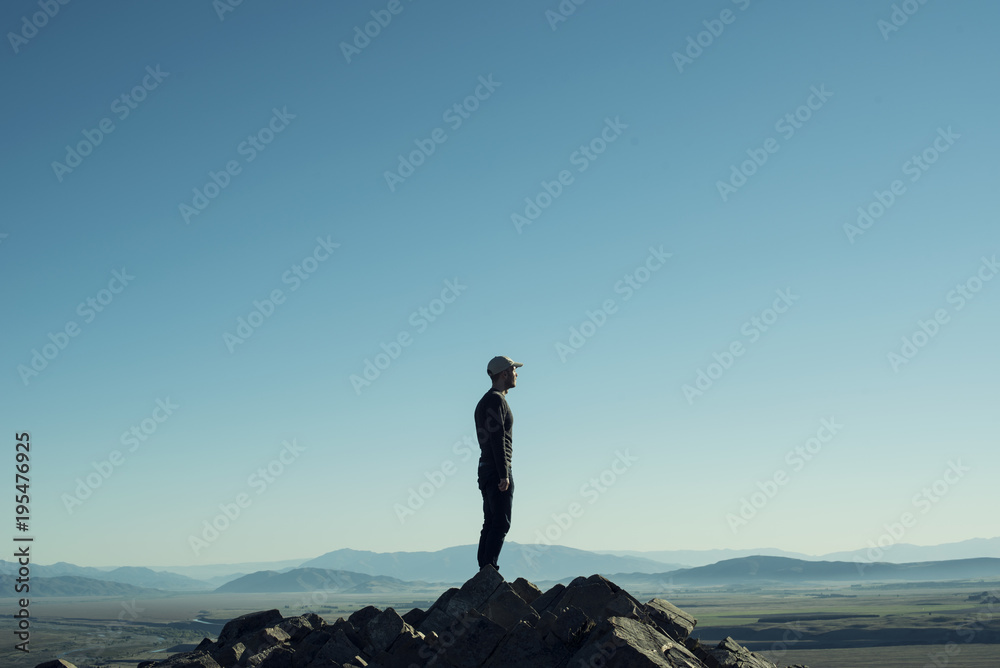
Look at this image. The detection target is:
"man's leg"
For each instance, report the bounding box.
[481,483,513,570]
[477,480,494,569]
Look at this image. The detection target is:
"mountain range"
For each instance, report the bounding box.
[4,537,998,597]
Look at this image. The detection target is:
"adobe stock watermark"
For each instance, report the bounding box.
[853,459,970,575]
[179,106,296,224]
[726,417,842,534]
[213,0,244,22]
[384,74,501,192]
[510,116,628,233]
[393,435,476,524]
[340,0,416,64]
[878,0,932,41]
[544,0,589,31]
[717,84,833,202]
[844,126,959,244]
[188,438,306,555]
[886,254,997,372]
[62,398,179,514]
[682,288,799,404]
[223,236,340,353]
[7,0,72,55]
[555,246,671,362]
[349,278,467,395]
[923,592,1000,668]
[51,65,170,182]
[17,267,135,386]
[521,449,639,569]
[672,0,753,73]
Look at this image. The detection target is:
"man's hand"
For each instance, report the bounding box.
[498,478,510,491]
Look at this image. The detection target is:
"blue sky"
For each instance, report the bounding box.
[2,0,996,569]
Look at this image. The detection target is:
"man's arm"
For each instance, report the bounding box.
[485,396,511,485]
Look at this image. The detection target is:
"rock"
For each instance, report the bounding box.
[142,650,222,668]
[423,608,506,668]
[311,627,368,666]
[218,609,284,647]
[137,573,792,668]
[483,619,564,668]
[33,661,78,668]
[401,607,426,628]
[247,644,295,668]
[568,616,704,668]
[509,577,542,605]
[645,598,697,641]
[478,580,540,631]
[211,641,245,667]
[699,636,779,668]
[539,604,594,647]
[347,605,381,631]
[279,613,325,643]
[363,607,415,654]
[530,583,565,615]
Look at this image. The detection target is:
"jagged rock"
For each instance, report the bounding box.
[645,598,697,641]
[195,638,216,652]
[348,605,381,631]
[422,608,506,667]
[211,640,245,667]
[245,626,292,656]
[401,607,426,627]
[419,567,505,635]
[291,627,334,668]
[136,572,795,668]
[310,627,368,666]
[247,644,295,668]
[529,582,565,614]
[218,610,285,647]
[483,619,563,668]
[34,661,77,668]
[568,616,705,668]
[699,636,779,668]
[280,613,325,643]
[543,574,647,626]
[363,607,415,654]
[478,579,540,631]
[510,577,542,605]
[142,650,222,668]
[537,604,594,647]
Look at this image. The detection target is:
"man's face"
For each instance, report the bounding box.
[504,366,517,390]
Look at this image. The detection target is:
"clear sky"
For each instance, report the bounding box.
[2,0,996,569]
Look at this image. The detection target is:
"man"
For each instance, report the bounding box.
[474,355,523,573]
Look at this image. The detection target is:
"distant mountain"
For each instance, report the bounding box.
[0,574,163,597]
[602,537,1000,568]
[604,555,1000,589]
[213,568,419,594]
[596,548,811,568]
[152,558,307,583]
[301,543,682,583]
[0,560,211,591]
[819,537,1000,564]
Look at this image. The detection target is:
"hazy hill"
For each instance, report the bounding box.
[0,574,163,597]
[604,555,1000,588]
[0,560,210,590]
[213,567,419,594]
[301,542,682,583]
[602,537,1000,567]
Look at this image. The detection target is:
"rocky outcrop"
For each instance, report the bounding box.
[38,568,807,668]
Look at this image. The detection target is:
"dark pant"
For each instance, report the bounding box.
[477,476,513,571]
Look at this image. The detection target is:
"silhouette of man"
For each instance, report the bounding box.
[474,355,522,573]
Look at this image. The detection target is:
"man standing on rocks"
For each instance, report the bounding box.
[474,355,522,574]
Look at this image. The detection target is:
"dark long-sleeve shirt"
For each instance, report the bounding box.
[474,389,513,481]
